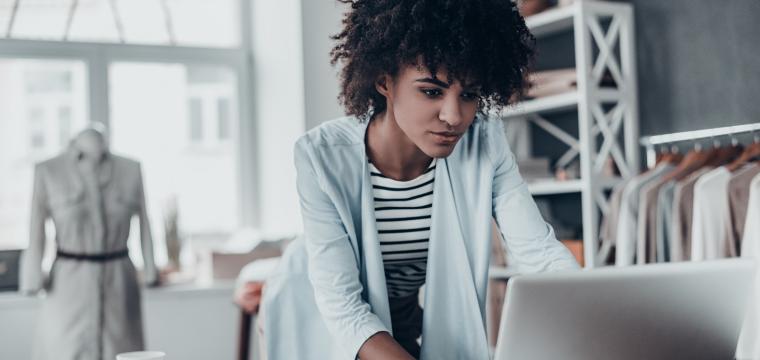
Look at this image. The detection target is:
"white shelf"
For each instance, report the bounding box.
[527,179,583,195]
[495,89,622,120]
[493,0,639,269]
[525,4,576,38]
[489,266,520,280]
[527,177,624,196]
[496,91,578,119]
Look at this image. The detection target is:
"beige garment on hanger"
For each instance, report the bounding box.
[736,173,760,359]
[616,164,673,266]
[637,176,676,265]
[691,167,734,260]
[725,164,760,256]
[670,167,714,262]
[597,179,631,265]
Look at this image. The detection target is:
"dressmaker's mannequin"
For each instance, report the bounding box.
[20,125,158,360]
[73,126,108,163]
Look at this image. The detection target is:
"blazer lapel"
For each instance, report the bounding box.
[98,152,114,188]
[359,122,393,333]
[65,147,86,197]
[420,157,489,359]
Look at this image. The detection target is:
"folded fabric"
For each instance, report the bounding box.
[526,69,577,98]
[526,68,616,99]
[529,68,577,86]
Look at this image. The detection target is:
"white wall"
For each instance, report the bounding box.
[250,0,306,235]
[251,0,347,234]
[300,0,346,131]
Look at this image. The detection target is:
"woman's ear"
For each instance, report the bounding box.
[375,74,392,98]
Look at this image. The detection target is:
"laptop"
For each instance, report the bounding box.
[493,259,755,360]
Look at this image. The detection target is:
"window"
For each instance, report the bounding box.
[218,98,231,140]
[110,63,240,251]
[188,98,204,142]
[27,106,45,149]
[0,1,252,267]
[58,106,72,146]
[0,58,89,250]
[2,0,240,48]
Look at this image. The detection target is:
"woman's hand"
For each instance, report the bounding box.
[234,281,265,314]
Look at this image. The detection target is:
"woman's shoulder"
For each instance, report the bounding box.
[457,113,508,163]
[293,116,367,178]
[296,115,366,149]
[473,112,507,138]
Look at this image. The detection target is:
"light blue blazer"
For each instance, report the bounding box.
[291,114,579,359]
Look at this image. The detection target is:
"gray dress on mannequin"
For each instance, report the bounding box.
[20,133,158,360]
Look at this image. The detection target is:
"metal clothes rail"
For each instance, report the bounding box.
[639,123,760,169]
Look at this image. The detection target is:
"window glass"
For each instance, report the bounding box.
[0,58,89,249]
[109,62,239,265]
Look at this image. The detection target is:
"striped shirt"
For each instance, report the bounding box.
[370,157,436,298]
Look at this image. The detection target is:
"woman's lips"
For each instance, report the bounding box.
[431,132,461,144]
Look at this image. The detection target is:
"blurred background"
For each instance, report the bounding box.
[0,0,759,359]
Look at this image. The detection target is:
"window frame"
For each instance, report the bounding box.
[0,0,260,230]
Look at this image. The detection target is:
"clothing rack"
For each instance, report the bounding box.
[639,122,760,169]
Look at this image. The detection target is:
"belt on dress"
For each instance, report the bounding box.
[56,248,129,262]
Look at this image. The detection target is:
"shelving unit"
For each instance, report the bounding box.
[527,178,584,195]
[489,0,639,272]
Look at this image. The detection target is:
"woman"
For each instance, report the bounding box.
[240,0,579,359]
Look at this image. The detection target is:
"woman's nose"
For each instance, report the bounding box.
[439,95,464,128]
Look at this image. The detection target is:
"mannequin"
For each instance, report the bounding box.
[20,124,158,360]
[73,124,108,163]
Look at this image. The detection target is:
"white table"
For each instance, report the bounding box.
[0,280,238,360]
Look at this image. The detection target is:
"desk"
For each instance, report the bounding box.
[0,281,237,360]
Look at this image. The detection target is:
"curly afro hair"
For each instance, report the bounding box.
[329,0,536,121]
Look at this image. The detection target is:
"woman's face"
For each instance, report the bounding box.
[377,63,481,158]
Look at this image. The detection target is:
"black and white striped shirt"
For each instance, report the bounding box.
[370,157,436,298]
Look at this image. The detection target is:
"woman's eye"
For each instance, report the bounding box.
[461,92,479,101]
[420,88,479,101]
[421,88,442,97]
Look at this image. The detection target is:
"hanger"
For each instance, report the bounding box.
[655,145,669,165]
[657,140,713,183]
[726,130,760,172]
[671,145,684,164]
[707,134,744,167]
[666,145,683,164]
[657,145,683,165]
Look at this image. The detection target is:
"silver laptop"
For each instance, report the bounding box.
[493,259,755,360]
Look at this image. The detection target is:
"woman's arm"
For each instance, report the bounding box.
[486,118,580,273]
[294,138,397,359]
[358,332,416,360]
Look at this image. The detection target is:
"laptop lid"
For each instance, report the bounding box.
[493,259,755,360]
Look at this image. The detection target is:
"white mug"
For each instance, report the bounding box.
[116,351,166,360]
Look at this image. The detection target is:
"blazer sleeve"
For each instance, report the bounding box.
[20,163,50,294]
[136,164,158,285]
[294,138,389,360]
[486,119,580,273]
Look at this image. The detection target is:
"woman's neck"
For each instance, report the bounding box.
[366,110,432,181]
